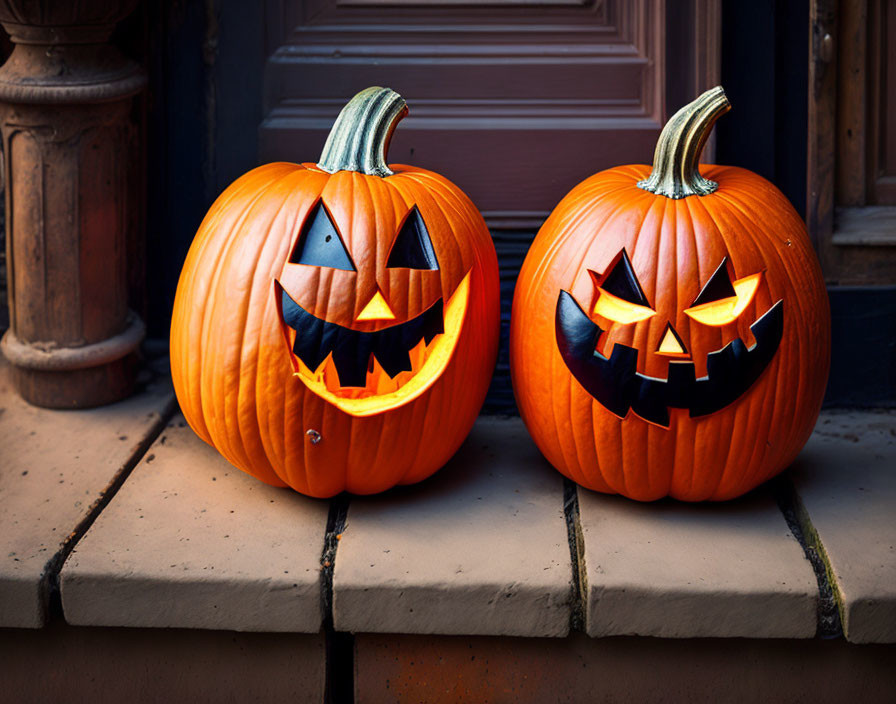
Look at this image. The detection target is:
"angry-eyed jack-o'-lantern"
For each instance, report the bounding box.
[171,87,500,497]
[510,87,830,501]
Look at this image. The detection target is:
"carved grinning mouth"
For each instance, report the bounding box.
[277,284,444,388]
[274,272,471,417]
[555,291,784,427]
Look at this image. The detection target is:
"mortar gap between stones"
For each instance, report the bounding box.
[772,476,844,639]
[321,494,353,704]
[563,478,587,633]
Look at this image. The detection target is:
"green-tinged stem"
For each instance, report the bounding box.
[317,86,408,177]
[637,86,731,199]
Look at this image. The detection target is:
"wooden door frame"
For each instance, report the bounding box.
[807,0,896,285]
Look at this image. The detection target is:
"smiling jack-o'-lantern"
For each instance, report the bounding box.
[510,87,830,501]
[171,87,499,497]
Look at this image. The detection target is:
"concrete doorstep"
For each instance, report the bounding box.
[790,411,896,644]
[0,360,175,628]
[2,351,895,703]
[60,418,328,633]
[333,417,572,638]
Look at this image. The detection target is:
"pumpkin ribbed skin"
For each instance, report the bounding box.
[171,161,499,497]
[510,163,830,501]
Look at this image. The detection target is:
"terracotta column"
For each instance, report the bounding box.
[0,1,145,408]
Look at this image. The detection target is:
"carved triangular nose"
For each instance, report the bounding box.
[656,323,688,356]
[356,287,395,321]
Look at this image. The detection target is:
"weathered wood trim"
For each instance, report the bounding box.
[808,0,896,284]
[807,0,837,255]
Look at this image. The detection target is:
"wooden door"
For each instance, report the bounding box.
[260,0,718,228]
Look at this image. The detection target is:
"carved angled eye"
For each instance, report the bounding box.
[289,201,355,271]
[590,250,655,324]
[387,207,439,270]
[691,258,736,307]
[684,259,762,326]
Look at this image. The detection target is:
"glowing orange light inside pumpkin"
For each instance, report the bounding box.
[684,272,762,326]
[356,288,395,321]
[657,326,688,355]
[592,289,656,324]
[291,271,471,417]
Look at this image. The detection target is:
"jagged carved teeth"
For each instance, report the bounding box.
[278,284,444,388]
[555,290,783,426]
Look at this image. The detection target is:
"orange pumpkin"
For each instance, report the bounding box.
[510,87,830,501]
[171,87,500,497]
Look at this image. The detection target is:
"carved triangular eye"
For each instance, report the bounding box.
[386,207,439,270]
[289,201,355,271]
[600,249,650,307]
[692,258,736,307]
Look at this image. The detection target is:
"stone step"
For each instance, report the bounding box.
[60,417,329,632]
[790,410,896,644]
[0,360,174,628]
[332,417,572,637]
[578,487,818,638]
[3,353,891,644]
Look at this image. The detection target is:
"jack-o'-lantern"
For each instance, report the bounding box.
[510,87,830,501]
[171,87,500,497]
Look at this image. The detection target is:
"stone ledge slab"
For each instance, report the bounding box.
[60,417,329,632]
[333,417,571,637]
[355,633,896,704]
[0,360,174,628]
[791,410,896,644]
[579,488,818,638]
[0,624,325,703]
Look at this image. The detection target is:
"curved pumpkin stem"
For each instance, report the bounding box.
[317,86,408,177]
[637,86,731,199]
